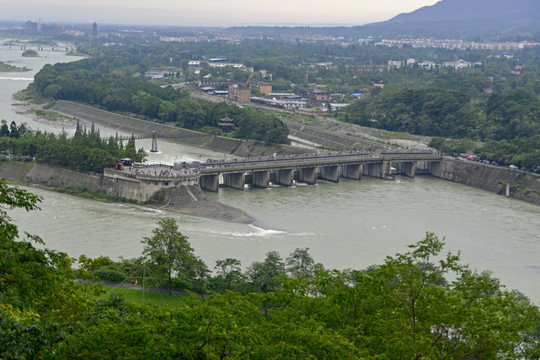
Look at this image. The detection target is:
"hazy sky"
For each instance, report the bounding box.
[1,0,440,27]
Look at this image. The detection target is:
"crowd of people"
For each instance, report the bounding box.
[123,165,198,178]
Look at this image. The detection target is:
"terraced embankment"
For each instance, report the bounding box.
[50,101,306,157]
[285,120,384,152]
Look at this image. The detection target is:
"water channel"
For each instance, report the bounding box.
[1,42,539,303]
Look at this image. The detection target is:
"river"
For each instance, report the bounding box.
[2,42,539,303]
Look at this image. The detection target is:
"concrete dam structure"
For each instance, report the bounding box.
[197,151,441,191]
[100,152,442,202]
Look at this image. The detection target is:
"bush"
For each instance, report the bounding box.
[95,268,126,282]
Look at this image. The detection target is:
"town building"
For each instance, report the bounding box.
[298,88,330,104]
[256,83,272,96]
[228,84,251,103]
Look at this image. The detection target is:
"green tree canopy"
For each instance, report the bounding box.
[141,218,208,294]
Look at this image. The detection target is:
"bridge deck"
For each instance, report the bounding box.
[195,152,441,175]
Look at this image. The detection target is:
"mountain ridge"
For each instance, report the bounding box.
[361,0,540,38]
[224,0,540,39]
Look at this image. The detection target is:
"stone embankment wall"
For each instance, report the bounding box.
[1,162,205,205]
[24,163,103,191]
[50,101,305,157]
[160,186,207,205]
[101,169,201,203]
[101,174,144,201]
[428,158,540,206]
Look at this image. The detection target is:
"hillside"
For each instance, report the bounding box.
[359,0,540,38]
[387,0,539,23]
[224,0,540,40]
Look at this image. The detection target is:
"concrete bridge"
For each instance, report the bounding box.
[195,151,442,192]
[112,131,211,142]
[101,151,441,202]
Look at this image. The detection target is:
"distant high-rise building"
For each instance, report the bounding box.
[25,21,38,33]
[40,23,64,35]
[92,22,97,37]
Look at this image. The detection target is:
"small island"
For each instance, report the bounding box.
[0,61,30,72]
[21,49,40,57]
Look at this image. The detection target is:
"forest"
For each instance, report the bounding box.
[1,182,539,359]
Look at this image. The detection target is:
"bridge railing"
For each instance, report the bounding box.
[198,153,441,174]
[104,168,200,181]
[105,131,212,141]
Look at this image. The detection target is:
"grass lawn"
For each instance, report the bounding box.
[101,286,192,307]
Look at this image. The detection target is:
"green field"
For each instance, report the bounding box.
[101,286,192,307]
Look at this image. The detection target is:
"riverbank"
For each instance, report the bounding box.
[433,157,540,206]
[0,161,253,224]
[48,100,307,157]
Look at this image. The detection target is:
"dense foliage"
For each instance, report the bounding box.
[345,85,540,168]
[0,61,29,72]
[21,49,39,57]
[1,183,539,359]
[0,121,145,173]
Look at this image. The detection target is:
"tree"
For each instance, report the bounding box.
[246,251,285,293]
[213,258,245,291]
[141,218,208,294]
[0,180,102,356]
[272,233,540,358]
[9,121,19,139]
[0,121,9,137]
[286,248,315,279]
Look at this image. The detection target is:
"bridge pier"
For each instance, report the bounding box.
[399,161,416,178]
[363,162,380,177]
[273,169,294,186]
[318,165,340,183]
[426,161,442,177]
[223,172,245,190]
[382,160,394,179]
[298,167,317,185]
[199,174,219,192]
[252,170,270,188]
[363,161,394,180]
[341,164,362,180]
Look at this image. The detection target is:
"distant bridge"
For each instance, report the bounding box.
[109,131,211,142]
[0,44,71,52]
[104,130,211,153]
[190,151,442,192]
